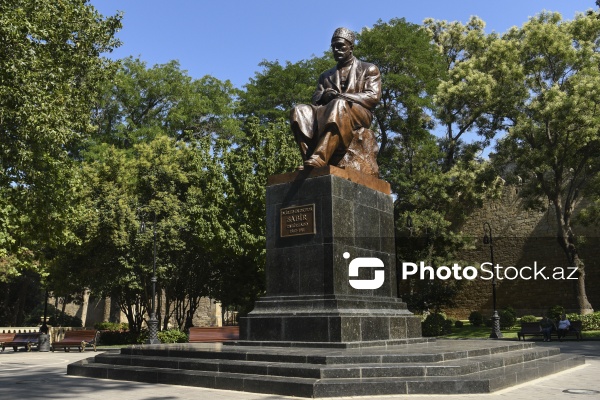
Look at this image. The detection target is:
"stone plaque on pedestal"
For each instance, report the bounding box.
[239,166,421,345]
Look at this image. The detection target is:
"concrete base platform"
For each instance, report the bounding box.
[67,339,584,397]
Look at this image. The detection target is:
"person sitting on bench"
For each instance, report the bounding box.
[541,316,555,342]
[557,314,571,341]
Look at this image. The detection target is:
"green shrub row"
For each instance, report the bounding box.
[158,329,188,343]
[94,326,188,345]
[94,321,129,331]
[97,330,139,345]
[566,312,600,331]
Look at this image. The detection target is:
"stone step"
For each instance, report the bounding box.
[312,354,585,397]
[91,346,560,380]
[68,352,584,397]
[116,340,537,365]
[68,359,319,397]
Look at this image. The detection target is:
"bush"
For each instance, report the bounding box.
[136,329,148,344]
[158,329,188,343]
[97,330,138,345]
[566,312,600,331]
[547,305,565,321]
[94,322,128,331]
[499,308,517,329]
[454,320,464,328]
[520,315,539,323]
[49,313,82,327]
[468,311,483,327]
[503,306,516,318]
[95,321,136,345]
[422,313,452,337]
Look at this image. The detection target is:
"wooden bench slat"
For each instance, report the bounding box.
[188,326,239,343]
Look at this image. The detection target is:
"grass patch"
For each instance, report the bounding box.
[444,321,519,339]
[443,321,600,339]
[581,330,600,339]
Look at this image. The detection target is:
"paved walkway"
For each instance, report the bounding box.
[0,340,598,399]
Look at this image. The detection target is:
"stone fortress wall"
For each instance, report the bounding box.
[56,294,223,328]
[448,185,600,319]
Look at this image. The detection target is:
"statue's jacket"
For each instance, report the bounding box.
[312,56,381,111]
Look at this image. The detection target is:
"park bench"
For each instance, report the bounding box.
[517,322,544,341]
[0,333,16,351]
[51,329,98,352]
[1,332,40,352]
[188,326,239,343]
[517,320,582,341]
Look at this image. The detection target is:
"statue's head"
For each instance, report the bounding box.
[331,27,355,44]
[331,27,354,64]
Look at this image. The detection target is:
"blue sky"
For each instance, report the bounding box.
[91,1,594,89]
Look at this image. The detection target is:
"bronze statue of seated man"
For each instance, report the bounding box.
[290,27,382,171]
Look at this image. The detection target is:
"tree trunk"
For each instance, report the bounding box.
[102,296,111,322]
[61,297,67,316]
[79,290,90,327]
[571,251,594,315]
[554,201,594,315]
[13,278,29,326]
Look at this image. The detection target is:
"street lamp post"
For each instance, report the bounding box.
[40,289,49,334]
[483,222,502,339]
[141,213,161,345]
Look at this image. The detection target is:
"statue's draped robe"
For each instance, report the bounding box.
[290,56,382,165]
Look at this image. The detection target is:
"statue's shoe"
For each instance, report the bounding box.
[304,155,327,168]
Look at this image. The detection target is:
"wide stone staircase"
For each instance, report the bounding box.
[68,339,584,397]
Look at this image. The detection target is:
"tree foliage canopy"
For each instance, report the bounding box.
[0,0,121,284]
[494,11,600,313]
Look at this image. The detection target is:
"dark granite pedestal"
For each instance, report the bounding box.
[239,166,422,345]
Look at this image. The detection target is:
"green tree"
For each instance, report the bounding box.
[355,18,445,156]
[239,57,333,122]
[350,18,500,312]
[135,135,230,331]
[91,57,240,148]
[390,132,500,313]
[53,143,144,330]
[495,11,600,314]
[54,134,231,333]
[0,0,121,324]
[424,17,521,168]
[216,118,301,313]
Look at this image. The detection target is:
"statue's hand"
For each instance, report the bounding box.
[321,88,338,104]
